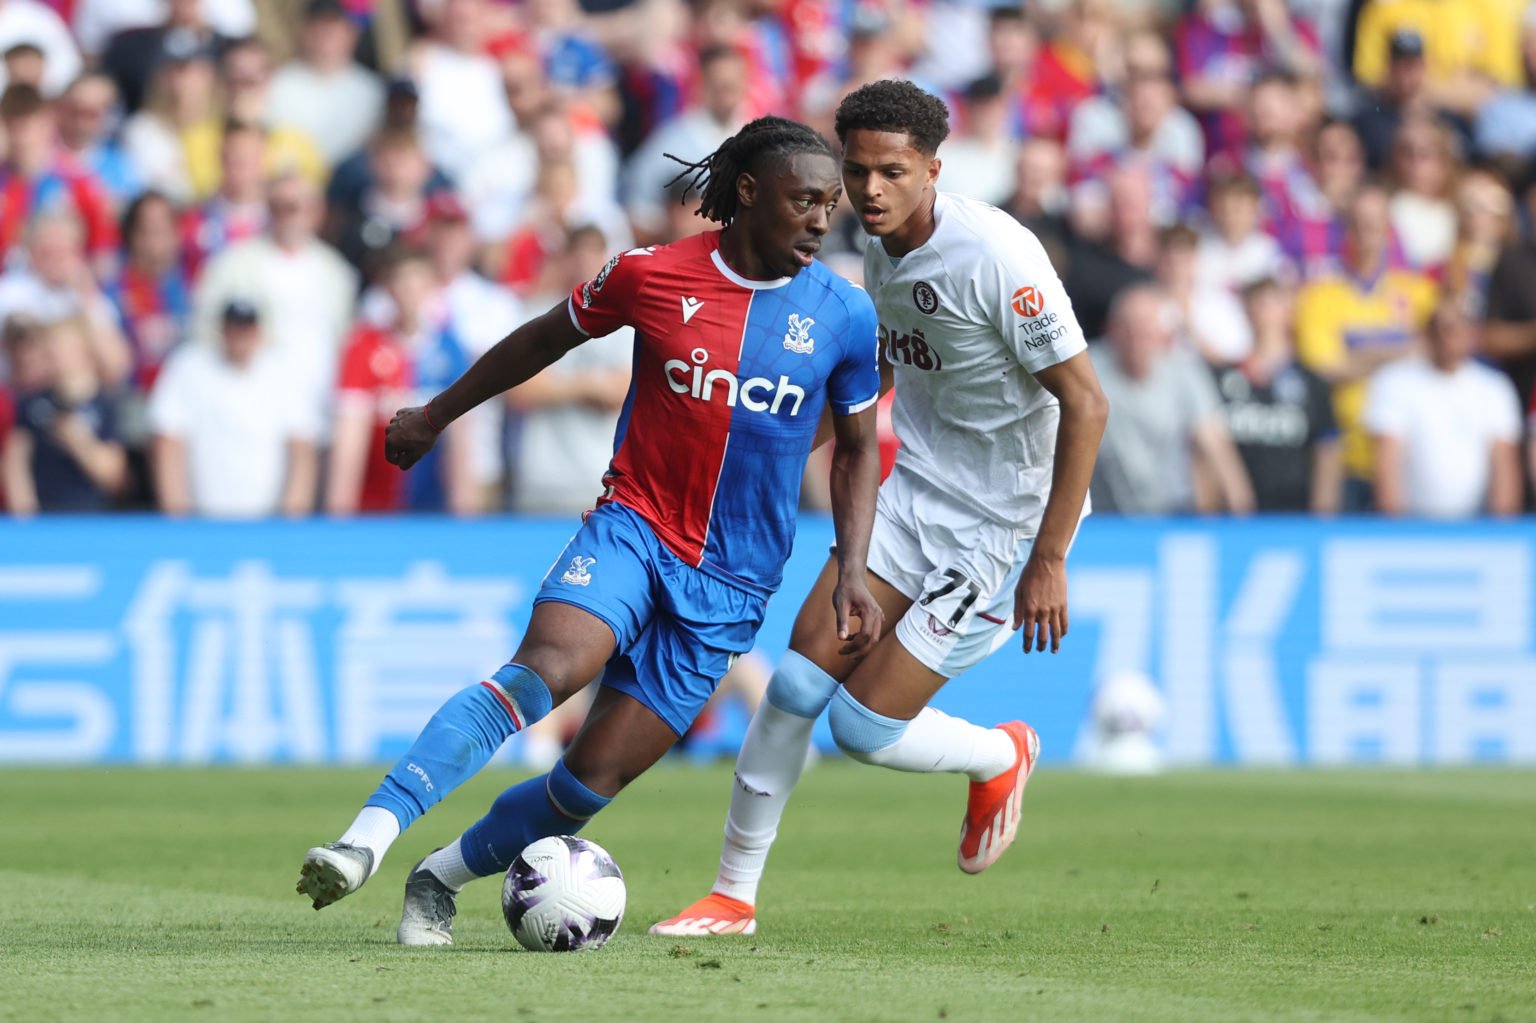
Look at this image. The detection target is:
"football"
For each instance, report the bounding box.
[502,836,627,952]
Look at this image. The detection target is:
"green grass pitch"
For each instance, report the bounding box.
[2,765,1533,1023]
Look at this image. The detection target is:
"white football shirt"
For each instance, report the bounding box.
[862,191,1089,533]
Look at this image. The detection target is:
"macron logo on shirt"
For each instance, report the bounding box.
[681,296,704,324]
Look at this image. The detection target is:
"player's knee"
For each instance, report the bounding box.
[510,642,596,706]
[828,686,909,764]
[765,650,840,719]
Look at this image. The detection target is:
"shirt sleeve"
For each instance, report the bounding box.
[827,287,881,416]
[568,246,654,338]
[981,220,1088,374]
[1178,350,1223,427]
[146,354,190,436]
[1362,366,1409,437]
[1485,372,1523,443]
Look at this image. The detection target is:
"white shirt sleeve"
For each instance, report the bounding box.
[1362,364,1411,437]
[146,351,192,437]
[979,218,1088,375]
[1482,370,1523,443]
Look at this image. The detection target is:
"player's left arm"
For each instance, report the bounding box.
[1020,352,1109,654]
[824,291,887,655]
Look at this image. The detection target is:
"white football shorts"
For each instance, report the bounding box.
[864,463,1033,677]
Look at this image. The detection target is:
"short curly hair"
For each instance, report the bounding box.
[834,79,951,156]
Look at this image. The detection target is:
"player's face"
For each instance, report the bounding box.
[840,129,940,238]
[744,151,842,277]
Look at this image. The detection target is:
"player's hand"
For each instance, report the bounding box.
[385,406,441,471]
[832,575,884,657]
[1013,552,1067,654]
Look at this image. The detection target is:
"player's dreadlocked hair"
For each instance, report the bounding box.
[834,79,951,155]
[665,115,835,227]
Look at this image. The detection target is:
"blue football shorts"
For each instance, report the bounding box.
[533,502,767,736]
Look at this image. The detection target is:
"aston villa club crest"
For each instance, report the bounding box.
[913,281,939,315]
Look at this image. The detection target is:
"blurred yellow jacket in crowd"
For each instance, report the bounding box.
[1354,0,1526,90]
[1295,267,1437,480]
[180,120,328,202]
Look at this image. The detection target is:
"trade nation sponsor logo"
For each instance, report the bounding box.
[1011,284,1070,350]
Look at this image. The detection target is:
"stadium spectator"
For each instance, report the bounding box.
[327,246,473,516]
[424,194,522,506]
[148,297,319,517]
[505,223,631,515]
[1351,29,1472,171]
[407,0,514,184]
[1482,180,1536,416]
[624,44,749,244]
[1294,181,1435,510]
[0,83,119,273]
[1061,162,1159,339]
[1,315,126,513]
[56,72,142,208]
[180,120,270,278]
[522,0,620,128]
[267,0,385,168]
[1353,0,1520,117]
[1237,71,1329,243]
[1443,169,1516,318]
[1067,30,1203,223]
[4,40,44,91]
[214,37,326,193]
[935,74,1017,208]
[1089,284,1255,515]
[101,1,232,113]
[1005,137,1070,257]
[0,0,82,97]
[1213,277,1341,512]
[192,172,357,431]
[1474,7,1536,176]
[74,0,253,60]
[1365,304,1523,518]
[0,212,131,388]
[326,77,453,227]
[1159,223,1252,366]
[107,191,192,396]
[120,31,221,202]
[986,7,1060,139]
[326,127,437,279]
[1288,117,1368,278]
[1195,172,1289,295]
[1175,0,1320,162]
[1386,113,1460,273]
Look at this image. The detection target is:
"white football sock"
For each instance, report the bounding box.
[862,707,1017,782]
[711,700,817,906]
[421,837,479,891]
[339,806,401,877]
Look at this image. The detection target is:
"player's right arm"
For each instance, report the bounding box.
[387,249,648,471]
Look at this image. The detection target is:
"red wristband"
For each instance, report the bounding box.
[421,401,445,434]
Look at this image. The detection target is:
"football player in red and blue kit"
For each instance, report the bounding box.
[296,116,886,947]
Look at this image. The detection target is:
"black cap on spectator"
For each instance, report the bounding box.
[305,0,349,18]
[222,299,261,326]
[161,28,215,66]
[1389,30,1425,61]
[963,73,1005,103]
[386,75,419,101]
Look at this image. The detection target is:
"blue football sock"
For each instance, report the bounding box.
[459,758,613,878]
[365,663,553,831]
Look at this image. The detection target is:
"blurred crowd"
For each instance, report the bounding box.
[0,0,1534,521]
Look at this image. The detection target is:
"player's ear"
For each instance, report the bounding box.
[736,171,757,210]
[927,156,942,187]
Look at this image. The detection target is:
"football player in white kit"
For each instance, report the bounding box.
[652,80,1109,937]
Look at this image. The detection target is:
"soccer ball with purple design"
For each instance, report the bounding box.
[502,836,626,951]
